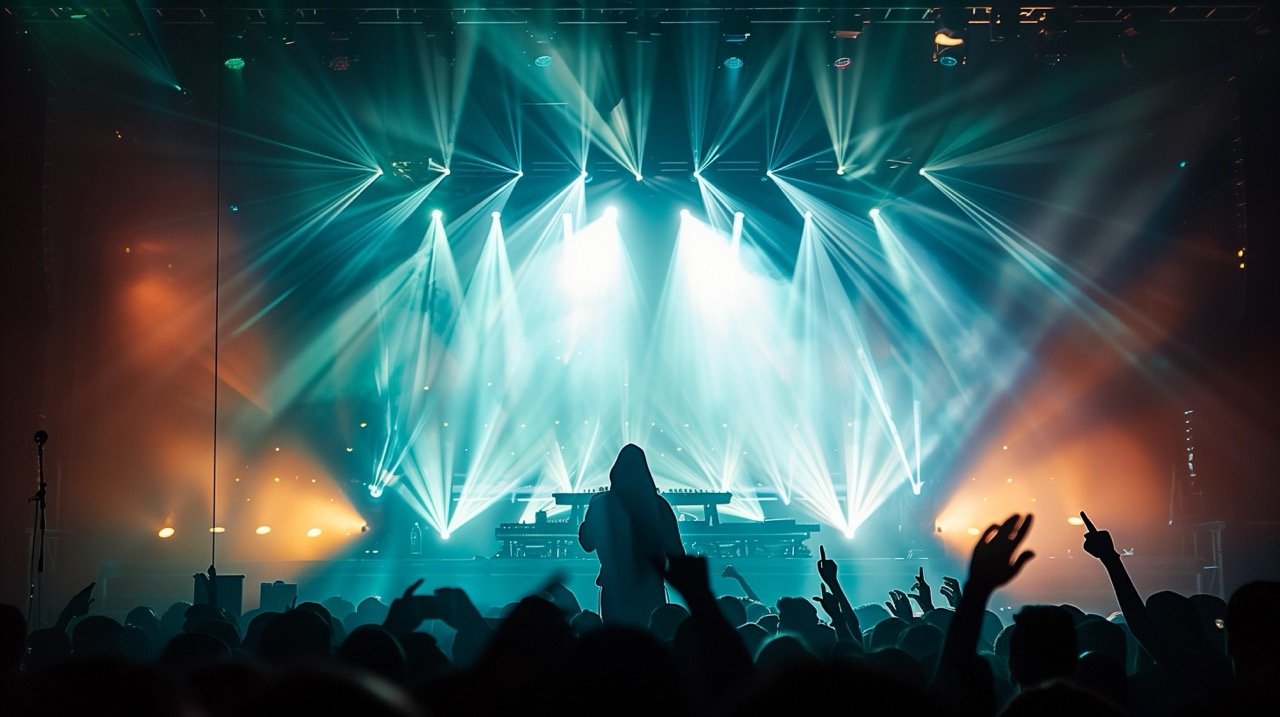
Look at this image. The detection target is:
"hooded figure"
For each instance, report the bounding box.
[579,444,685,627]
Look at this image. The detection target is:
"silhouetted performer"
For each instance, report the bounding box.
[579,444,684,627]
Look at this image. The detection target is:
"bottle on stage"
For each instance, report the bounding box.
[410,521,422,556]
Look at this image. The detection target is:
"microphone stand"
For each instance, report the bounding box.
[27,431,48,629]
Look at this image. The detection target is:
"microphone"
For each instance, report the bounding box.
[34,431,48,446]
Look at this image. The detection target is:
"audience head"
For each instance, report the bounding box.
[717,595,747,627]
[1009,605,1078,688]
[158,631,231,672]
[853,603,892,631]
[1189,593,1229,655]
[868,616,909,651]
[71,615,124,657]
[258,609,331,665]
[0,603,27,675]
[649,603,690,642]
[1147,590,1214,654]
[1076,616,1127,666]
[1226,580,1280,673]
[570,609,603,636]
[337,625,407,685]
[775,597,818,633]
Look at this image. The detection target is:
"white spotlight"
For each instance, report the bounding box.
[516,170,524,178]
[836,166,845,175]
[441,167,451,176]
[734,211,744,219]
[491,211,501,219]
[803,210,813,219]
[679,208,691,218]
[634,173,643,182]
[766,169,775,178]
[693,170,702,180]
[580,169,588,178]
[918,168,926,176]
[431,209,443,220]
[868,207,881,219]
[603,206,619,220]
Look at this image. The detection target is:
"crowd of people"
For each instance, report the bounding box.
[1,447,1276,715]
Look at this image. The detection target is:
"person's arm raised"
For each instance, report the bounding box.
[908,567,936,613]
[1080,510,1184,671]
[54,582,95,633]
[814,545,861,643]
[720,564,761,604]
[934,514,1035,715]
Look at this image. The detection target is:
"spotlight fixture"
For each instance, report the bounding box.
[720,11,751,69]
[679,208,691,217]
[932,8,968,67]
[526,8,558,69]
[323,10,359,72]
[256,525,272,535]
[829,10,862,69]
[634,173,643,182]
[803,210,813,219]
[491,211,501,219]
[431,209,443,220]
[836,166,845,175]
[603,206,619,220]
[306,528,322,538]
[221,10,250,71]
[869,207,881,219]
[157,527,175,539]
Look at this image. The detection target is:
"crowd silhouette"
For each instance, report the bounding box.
[2,447,1276,716]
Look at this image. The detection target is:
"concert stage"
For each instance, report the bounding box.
[92,554,1203,623]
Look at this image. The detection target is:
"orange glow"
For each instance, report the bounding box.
[157,527,175,538]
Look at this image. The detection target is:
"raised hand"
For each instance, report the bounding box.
[939,576,962,608]
[667,554,714,602]
[383,578,425,635]
[721,564,742,580]
[816,545,840,589]
[54,582,95,632]
[813,584,841,622]
[907,567,935,612]
[434,587,487,632]
[1080,511,1119,560]
[967,514,1035,593]
[885,589,913,620]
